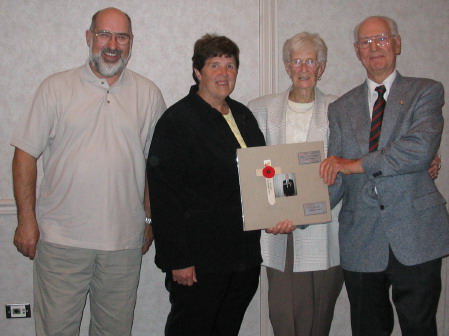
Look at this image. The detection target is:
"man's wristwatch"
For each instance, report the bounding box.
[145,217,152,225]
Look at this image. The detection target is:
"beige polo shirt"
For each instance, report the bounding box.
[11,62,166,250]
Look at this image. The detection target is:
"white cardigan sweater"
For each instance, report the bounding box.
[248,87,341,272]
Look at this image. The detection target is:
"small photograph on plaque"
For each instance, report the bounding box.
[237,141,331,231]
[274,173,297,198]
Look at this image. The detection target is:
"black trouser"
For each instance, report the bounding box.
[164,266,260,336]
[344,248,442,336]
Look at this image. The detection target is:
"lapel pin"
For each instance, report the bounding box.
[399,100,404,105]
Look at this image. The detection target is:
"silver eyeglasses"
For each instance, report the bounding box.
[92,30,132,46]
[290,59,319,68]
[355,34,395,49]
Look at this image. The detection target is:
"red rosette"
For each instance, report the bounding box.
[262,166,275,178]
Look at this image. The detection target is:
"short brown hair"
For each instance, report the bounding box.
[192,34,240,84]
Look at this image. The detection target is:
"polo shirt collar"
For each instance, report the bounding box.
[81,59,131,88]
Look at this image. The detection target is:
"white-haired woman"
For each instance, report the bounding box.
[248,31,343,336]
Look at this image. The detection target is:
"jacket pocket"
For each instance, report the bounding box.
[413,191,447,211]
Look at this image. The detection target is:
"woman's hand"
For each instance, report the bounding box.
[265,220,296,235]
[428,154,441,180]
[172,266,197,286]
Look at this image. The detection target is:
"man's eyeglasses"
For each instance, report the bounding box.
[290,59,318,68]
[92,30,132,46]
[355,34,395,49]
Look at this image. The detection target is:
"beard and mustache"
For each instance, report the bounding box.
[89,44,131,77]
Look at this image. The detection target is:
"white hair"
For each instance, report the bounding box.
[354,16,399,41]
[282,32,328,63]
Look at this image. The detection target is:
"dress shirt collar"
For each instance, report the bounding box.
[366,70,397,102]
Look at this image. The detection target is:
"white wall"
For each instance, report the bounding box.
[0,1,260,335]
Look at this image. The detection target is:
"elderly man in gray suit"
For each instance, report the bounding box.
[320,16,449,336]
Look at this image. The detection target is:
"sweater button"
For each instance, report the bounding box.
[380,205,385,210]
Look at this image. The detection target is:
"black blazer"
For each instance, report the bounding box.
[147,85,265,273]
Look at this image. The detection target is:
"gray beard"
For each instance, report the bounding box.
[89,47,130,77]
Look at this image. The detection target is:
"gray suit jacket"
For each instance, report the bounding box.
[328,72,449,272]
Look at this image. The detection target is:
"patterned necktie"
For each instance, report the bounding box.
[369,85,386,152]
